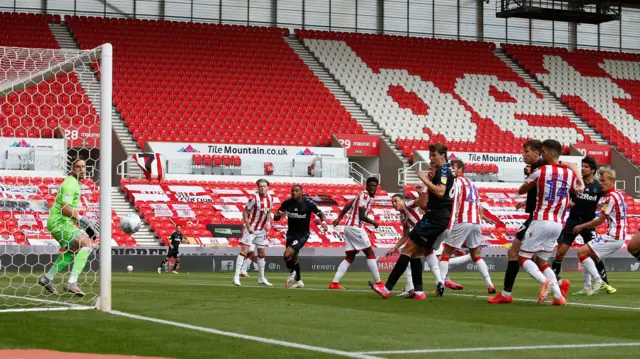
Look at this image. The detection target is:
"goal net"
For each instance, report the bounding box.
[0,44,112,312]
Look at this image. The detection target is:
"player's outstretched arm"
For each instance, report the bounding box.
[479,204,494,224]
[417,171,445,198]
[315,209,329,232]
[358,207,379,228]
[573,215,606,233]
[386,226,409,256]
[334,199,355,225]
[416,185,428,210]
[273,201,287,221]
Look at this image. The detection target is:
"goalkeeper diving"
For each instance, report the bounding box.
[38,158,98,297]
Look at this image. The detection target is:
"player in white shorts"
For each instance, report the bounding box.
[573,168,627,295]
[516,140,580,306]
[439,159,496,294]
[233,179,274,287]
[329,177,383,290]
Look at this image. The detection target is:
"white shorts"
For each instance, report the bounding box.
[519,220,562,261]
[587,235,624,259]
[445,223,482,249]
[240,229,268,248]
[344,226,372,252]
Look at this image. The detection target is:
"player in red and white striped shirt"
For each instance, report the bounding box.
[574,168,628,295]
[438,159,496,294]
[517,140,579,306]
[330,177,382,290]
[233,179,274,287]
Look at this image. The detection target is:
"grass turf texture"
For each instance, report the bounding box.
[0,271,639,358]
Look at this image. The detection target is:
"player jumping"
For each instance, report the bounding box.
[38,158,96,297]
[573,168,627,295]
[158,224,186,274]
[329,177,383,290]
[439,159,495,294]
[552,156,615,295]
[274,184,328,289]
[233,179,274,287]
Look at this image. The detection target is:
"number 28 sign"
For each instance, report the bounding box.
[58,125,100,147]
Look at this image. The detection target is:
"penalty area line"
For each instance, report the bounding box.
[357,342,640,355]
[108,310,383,359]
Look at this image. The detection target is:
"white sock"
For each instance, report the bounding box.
[404,264,413,291]
[45,272,55,281]
[241,257,252,273]
[522,259,548,284]
[366,258,381,283]
[448,254,472,267]
[257,256,266,280]
[332,260,351,283]
[426,253,442,285]
[542,267,563,298]
[439,259,450,284]
[582,267,592,289]
[474,258,493,287]
[581,257,600,283]
[233,254,245,280]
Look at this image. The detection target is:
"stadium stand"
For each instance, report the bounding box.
[64,16,365,149]
[296,30,595,162]
[503,44,640,165]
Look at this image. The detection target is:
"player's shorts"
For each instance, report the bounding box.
[515,215,533,242]
[557,216,596,245]
[409,216,449,251]
[167,249,179,258]
[587,235,624,259]
[344,225,372,251]
[286,233,310,251]
[519,220,562,261]
[445,223,482,249]
[47,221,83,250]
[240,228,269,247]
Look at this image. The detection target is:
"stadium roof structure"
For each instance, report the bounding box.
[496,0,623,24]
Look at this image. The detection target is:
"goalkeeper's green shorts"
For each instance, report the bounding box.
[48,222,83,249]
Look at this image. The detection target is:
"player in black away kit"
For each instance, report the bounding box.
[158,225,186,274]
[274,185,328,288]
[553,156,615,295]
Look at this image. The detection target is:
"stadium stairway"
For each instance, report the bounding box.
[49,22,142,178]
[111,187,156,245]
[495,48,608,145]
[285,36,417,183]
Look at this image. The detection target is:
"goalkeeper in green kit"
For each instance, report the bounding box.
[38,158,97,297]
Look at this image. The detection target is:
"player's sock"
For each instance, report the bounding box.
[582,269,592,289]
[473,256,493,287]
[438,256,450,284]
[552,258,563,280]
[384,254,410,291]
[579,255,600,282]
[257,254,266,280]
[503,260,520,293]
[159,258,168,270]
[448,254,471,267]
[294,262,301,281]
[366,254,381,283]
[284,256,295,273]
[332,259,352,283]
[68,247,91,284]
[426,253,442,285]
[541,264,563,298]
[45,251,73,280]
[242,256,252,273]
[233,253,246,280]
[595,259,609,284]
[404,264,413,291]
[410,257,424,292]
[520,258,547,284]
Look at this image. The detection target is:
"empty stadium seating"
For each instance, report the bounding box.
[297,30,594,161]
[1,13,100,140]
[503,44,640,165]
[0,176,133,246]
[65,16,364,149]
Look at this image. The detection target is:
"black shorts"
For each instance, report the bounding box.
[286,233,310,251]
[409,216,449,250]
[557,216,595,245]
[515,215,533,242]
[167,249,179,258]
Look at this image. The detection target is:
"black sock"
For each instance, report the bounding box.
[285,258,295,272]
[160,258,167,268]
[294,262,301,281]
[384,254,410,291]
[552,260,563,280]
[633,251,640,262]
[503,260,520,293]
[410,258,423,292]
[595,260,609,284]
[173,261,180,271]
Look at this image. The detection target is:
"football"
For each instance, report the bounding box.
[120,213,142,234]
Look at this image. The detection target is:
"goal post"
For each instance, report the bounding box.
[0,43,112,313]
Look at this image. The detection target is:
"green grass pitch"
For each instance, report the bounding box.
[0,271,639,358]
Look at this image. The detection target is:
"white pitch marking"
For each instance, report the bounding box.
[357,342,640,355]
[109,310,382,359]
